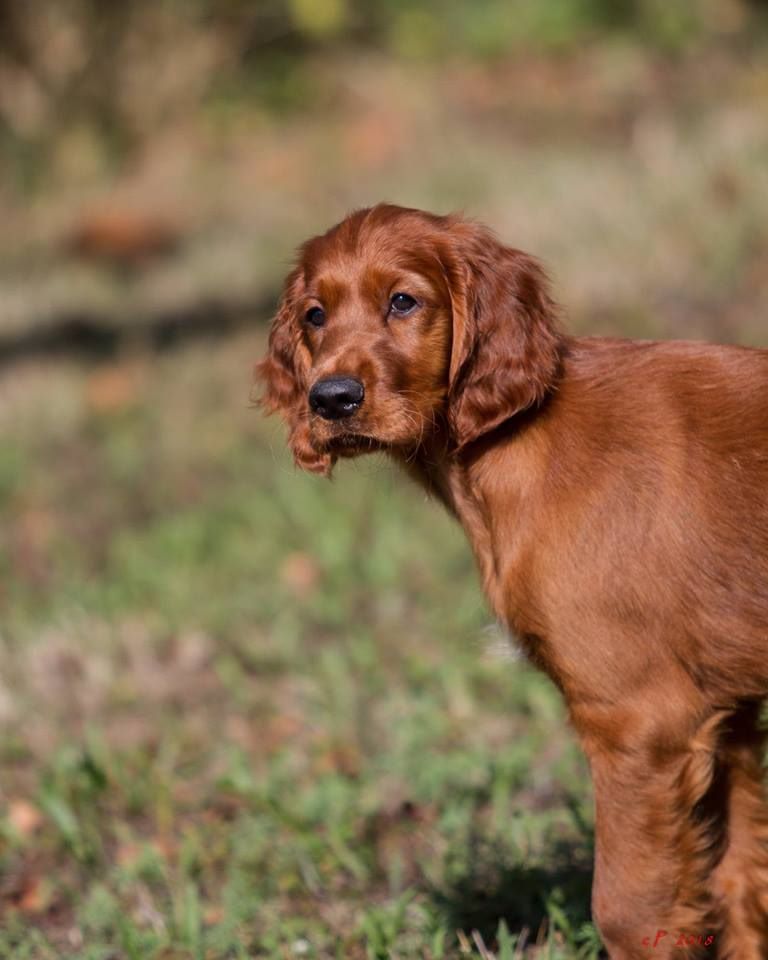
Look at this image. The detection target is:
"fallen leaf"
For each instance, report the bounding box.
[85,364,142,414]
[67,208,180,266]
[204,905,224,925]
[279,552,321,597]
[7,800,43,837]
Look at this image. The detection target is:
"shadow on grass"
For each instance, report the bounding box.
[430,831,594,945]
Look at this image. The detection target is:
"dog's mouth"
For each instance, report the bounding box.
[309,411,391,458]
[323,432,384,456]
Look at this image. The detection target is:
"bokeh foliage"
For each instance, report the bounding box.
[1,0,767,180]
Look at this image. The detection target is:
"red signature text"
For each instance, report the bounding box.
[642,930,715,950]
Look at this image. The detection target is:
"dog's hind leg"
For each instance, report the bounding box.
[711,701,768,960]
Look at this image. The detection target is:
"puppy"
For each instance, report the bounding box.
[258,204,768,959]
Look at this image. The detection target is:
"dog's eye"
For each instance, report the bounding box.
[305,306,326,328]
[389,293,418,316]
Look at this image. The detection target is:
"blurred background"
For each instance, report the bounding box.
[1,2,767,957]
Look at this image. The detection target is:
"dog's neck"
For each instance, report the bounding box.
[394,433,511,621]
[397,421,571,696]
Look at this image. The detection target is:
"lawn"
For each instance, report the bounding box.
[0,334,595,959]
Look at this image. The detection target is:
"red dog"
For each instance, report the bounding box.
[258,204,768,959]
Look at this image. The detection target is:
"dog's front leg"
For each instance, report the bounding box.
[574,706,725,959]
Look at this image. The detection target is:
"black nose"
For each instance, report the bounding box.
[309,377,365,420]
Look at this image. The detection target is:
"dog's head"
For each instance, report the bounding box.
[257,204,562,474]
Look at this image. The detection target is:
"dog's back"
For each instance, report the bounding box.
[512,337,768,702]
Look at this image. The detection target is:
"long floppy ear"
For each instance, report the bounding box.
[442,222,563,450]
[256,266,334,475]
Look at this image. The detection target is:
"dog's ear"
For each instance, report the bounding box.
[256,266,334,475]
[441,221,562,450]
[257,266,304,414]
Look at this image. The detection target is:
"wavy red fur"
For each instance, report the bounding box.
[257,204,768,958]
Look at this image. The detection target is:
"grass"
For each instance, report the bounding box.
[0,334,597,958]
